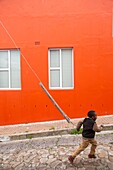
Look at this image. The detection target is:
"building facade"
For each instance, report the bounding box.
[0,0,113,125]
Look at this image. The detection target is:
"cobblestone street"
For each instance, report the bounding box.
[0,133,113,170]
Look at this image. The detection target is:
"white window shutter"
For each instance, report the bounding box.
[61,49,73,87]
[10,50,21,88]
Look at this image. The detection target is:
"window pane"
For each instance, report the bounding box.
[0,51,8,68]
[50,70,60,87]
[10,50,21,88]
[61,49,73,87]
[50,50,60,67]
[0,71,9,88]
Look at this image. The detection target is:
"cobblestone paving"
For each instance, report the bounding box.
[0,133,113,170]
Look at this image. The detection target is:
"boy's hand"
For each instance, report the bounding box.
[100,125,104,128]
[100,125,104,130]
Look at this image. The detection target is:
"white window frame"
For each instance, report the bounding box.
[0,50,21,90]
[112,8,113,37]
[48,48,74,90]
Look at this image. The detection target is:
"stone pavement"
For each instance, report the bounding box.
[0,132,113,170]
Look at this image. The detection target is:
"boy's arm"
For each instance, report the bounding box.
[93,123,103,132]
[76,120,83,131]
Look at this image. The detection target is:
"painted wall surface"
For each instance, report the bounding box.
[0,0,113,125]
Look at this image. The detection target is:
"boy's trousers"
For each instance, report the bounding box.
[72,138,97,158]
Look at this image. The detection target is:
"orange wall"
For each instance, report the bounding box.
[0,0,113,125]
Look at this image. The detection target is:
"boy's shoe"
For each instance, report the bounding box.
[88,154,96,158]
[68,155,74,164]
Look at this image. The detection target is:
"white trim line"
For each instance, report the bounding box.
[50,67,60,70]
[0,68,9,71]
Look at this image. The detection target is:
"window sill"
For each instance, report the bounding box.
[49,87,74,90]
[0,88,21,91]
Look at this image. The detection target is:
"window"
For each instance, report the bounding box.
[49,48,74,89]
[0,49,21,89]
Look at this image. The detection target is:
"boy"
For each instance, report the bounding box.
[68,110,103,164]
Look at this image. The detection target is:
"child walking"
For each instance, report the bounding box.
[68,110,103,164]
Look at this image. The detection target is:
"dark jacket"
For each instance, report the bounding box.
[82,118,95,138]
